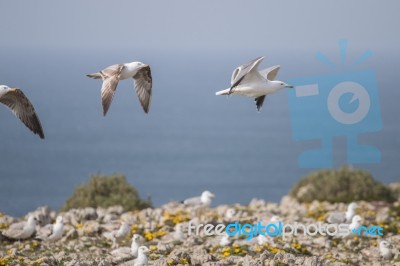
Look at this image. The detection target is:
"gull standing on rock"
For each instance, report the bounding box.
[131,234,144,258]
[103,221,130,248]
[349,215,362,233]
[133,246,149,266]
[0,85,44,139]
[225,208,236,221]
[110,234,144,262]
[43,216,64,242]
[183,191,215,207]
[379,240,393,260]
[215,57,293,111]
[2,215,37,240]
[219,233,232,247]
[173,223,185,241]
[257,215,280,245]
[87,61,152,116]
[327,202,358,224]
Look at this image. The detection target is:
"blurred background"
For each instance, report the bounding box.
[0,1,399,216]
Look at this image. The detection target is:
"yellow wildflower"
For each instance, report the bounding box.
[180,258,189,264]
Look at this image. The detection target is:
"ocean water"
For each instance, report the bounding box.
[0,48,399,216]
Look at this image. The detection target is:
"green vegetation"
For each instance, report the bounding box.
[290,166,395,203]
[389,182,400,200]
[61,174,151,211]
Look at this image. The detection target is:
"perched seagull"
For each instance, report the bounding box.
[225,208,236,221]
[173,223,185,241]
[110,233,143,260]
[0,85,44,139]
[43,216,64,242]
[103,222,130,248]
[215,57,293,111]
[327,202,358,224]
[379,240,393,260]
[133,246,149,266]
[131,234,144,258]
[219,233,232,247]
[257,215,280,245]
[87,61,152,116]
[349,215,362,233]
[183,191,215,207]
[2,215,37,240]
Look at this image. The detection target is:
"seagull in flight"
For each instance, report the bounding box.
[215,56,293,111]
[87,61,152,116]
[0,85,44,139]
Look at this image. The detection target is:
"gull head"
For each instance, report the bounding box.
[0,85,12,97]
[379,240,391,249]
[270,80,294,90]
[352,215,362,224]
[201,190,215,206]
[132,233,143,244]
[225,208,235,219]
[25,216,38,228]
[56,216,63,224]
[138,246,150,254]
[202,190,215,198]
[128,61,148,70]
[348,202,358,211]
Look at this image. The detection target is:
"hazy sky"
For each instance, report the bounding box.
[1,1,399,215]
[1,1,399,53]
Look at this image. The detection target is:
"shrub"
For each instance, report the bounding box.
[290,166,395,203]
[61,174,152,211]
[389,182,400,201]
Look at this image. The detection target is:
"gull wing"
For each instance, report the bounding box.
[133,65,152,113]
[327,212,346,224]
[259,65,280,81]
[0,88,44,139]
[183,196,201,206]
[254,96,266,111]
[100,64,125,116]
[229,57,264,94]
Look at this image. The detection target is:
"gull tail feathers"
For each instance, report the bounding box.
[215,88,231,96]
[86,72,102,79]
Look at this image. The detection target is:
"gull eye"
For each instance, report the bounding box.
[281,83,283,85]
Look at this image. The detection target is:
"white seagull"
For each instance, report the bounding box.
[110,233,144,260]
[2,215,37,240]
[225,208,236,221]
[103,222,130,248]
[87,61,152,116]
[133,246,149,266]
[183,190,215,207]
[0,85,44,139]
[379,240,393,260]
[131,234,144,258]
[327,202,358,224]
[349,215,362,233]
[219,233,232,247]
[45,215,64,242]
[173,223,185,241]
[215,57,293,111]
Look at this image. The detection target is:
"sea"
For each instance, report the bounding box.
[1,47,399,216]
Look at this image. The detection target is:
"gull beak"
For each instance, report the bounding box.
[10,87,18,91]
[286,84,294,88]
[210,193,216,198]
